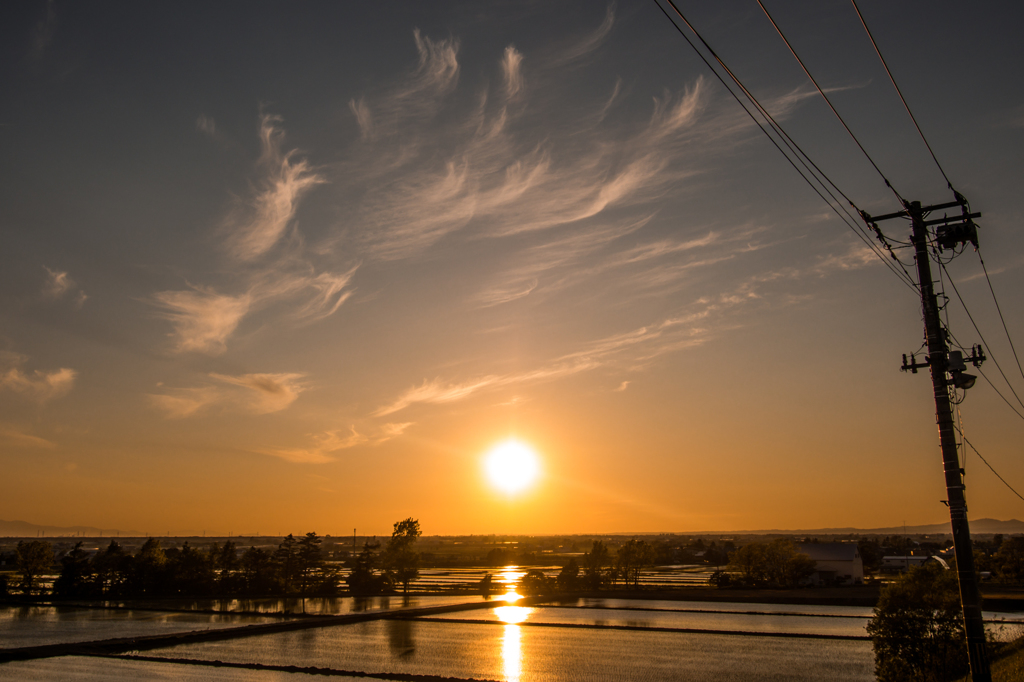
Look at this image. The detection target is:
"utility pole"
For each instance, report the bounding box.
[863,198,989,682]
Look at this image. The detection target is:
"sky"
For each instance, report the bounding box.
[2,0,1024,536]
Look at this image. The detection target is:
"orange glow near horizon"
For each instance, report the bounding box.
[484,440,541,495]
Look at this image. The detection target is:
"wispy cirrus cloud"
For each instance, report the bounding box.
[375,241,885,417]
[346,74,706,261]
[0,351,76,403]
[153,287,252,355]
[209,372,306,414]
[149,372,306,418]
[43,266,87,306]
[147,386,221,419]
[154,114,355,355]
[262,421,414,463]
[224,114,326,262]
[0,425,56,449]
[195,114,226,143]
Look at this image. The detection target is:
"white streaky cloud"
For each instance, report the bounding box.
[261,422,413,463]
[0,361,76,402]
[349,98,373,138]
[614,381,630,392]
[378,422,414,440]
[596,77,623,122]
[148,387,220,419]
[292,266,359,320]
[0,425,56,448]
[550,3,615,65]
[150,372,306,418]
[810,245,879,273]
[43,266,87,305]
[196,114,218,138]
[43,267,72,297]
[210,372,306,414]
[152,262,357,355]
[502,46,524,98]
[374,292,763,416]
[346,54,709,260]
[153,287,252,355]
[223,114,326,261]
[373,376,502,417]
[473,218,642,307]
[401,30,460,109]
[349,30,459,143]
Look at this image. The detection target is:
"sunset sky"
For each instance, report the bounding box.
[2,0,1023,536]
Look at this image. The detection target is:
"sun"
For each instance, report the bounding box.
[484,440,540,495]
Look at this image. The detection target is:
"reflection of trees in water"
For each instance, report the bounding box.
[388,618,416,657]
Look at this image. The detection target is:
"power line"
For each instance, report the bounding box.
[755,0,904,203]
[652,0,919,293]
[955,427,1024,504]
[849,0,956,192]
[978,248,1024,383]
[939,261,1024,410]
[976,368,1024,424]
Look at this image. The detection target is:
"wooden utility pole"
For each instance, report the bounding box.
[864,198,990,682]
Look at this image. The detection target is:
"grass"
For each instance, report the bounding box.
[957,636,1024,681]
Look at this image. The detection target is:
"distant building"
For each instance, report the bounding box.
[797,543,864,586]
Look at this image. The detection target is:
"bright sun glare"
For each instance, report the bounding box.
[484,440,540,495]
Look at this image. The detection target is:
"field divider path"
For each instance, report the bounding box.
[96,653,504,682]
[410,615,870,640]
[0,597,521,664]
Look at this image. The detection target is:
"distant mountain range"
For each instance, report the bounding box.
[712,518,1024,536]
[0,519,146,538]
[2,517,1022,539]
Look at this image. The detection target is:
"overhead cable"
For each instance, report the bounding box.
[850,0,956,192]
[652,0,919,293]
[756,0,904,203]
[978,248,1024,383]
[954,426,1024,504]
[940,264,1024,411]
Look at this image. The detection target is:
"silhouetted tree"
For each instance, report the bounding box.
[519,569,554,596]
[274,534,300,593]
[479,572,494,597]
[556,558,580,592]
[240,546,277,594]
[867,562,967,681]
[486,547,513,566]
[385,518,421,594]
[616,539,654,588]
[297,532,324,595]
[582,540,610,589]
[215,541,244,592]
[16,540,54,595]
[167,542,215,595]
[129,538,168,596]
[728,539,814,587]
[54,542,94,598]
[92,540,129,596]
[993,535,1024,583]
[348,541,385,595]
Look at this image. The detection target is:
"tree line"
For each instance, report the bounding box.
[1,518,423,600]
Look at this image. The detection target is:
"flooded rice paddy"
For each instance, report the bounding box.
[3,592,1022,681]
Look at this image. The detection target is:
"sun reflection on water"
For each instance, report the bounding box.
[495,605,532,624]
[497,566,525,604]
[501,622,523,682]
[496,604,531,682]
